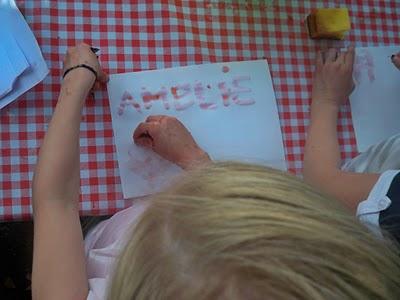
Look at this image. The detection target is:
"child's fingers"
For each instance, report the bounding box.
[325,48,338,62]
[315,51,323,70]
[391,54,400,70]
[345,46,355,68]
[133,122,158,141]
[97,70,109,84]
[337,51,346,65]
[135,137,153,148]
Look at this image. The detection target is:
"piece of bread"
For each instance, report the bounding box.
[307,8,351,40]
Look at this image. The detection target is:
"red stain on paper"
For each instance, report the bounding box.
[127,148,172,189]
[354,50,375,85]
[218,82,231,106]
[143,94,161,101]
[232,76,255,105]
[194,81,217,110]
[118,91,142,115]
[171,83,194,111]
[141,87,170,110]
[218,76,254,106]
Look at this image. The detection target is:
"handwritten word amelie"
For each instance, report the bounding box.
[117,75,255,115]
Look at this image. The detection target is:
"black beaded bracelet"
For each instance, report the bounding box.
[62,64,97,80]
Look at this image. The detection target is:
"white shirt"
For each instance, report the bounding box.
[356,170,400,237]
[85,198,149,300]
[344,134,400,237]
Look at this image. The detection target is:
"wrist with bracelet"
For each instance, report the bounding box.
[63,64,97,81]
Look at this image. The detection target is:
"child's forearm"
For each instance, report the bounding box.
[33,69,93,208]
[304,98,378,212]
[304,100,341,181]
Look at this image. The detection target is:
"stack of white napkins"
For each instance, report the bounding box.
[0,0,49,109]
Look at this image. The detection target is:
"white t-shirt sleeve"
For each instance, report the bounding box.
[87,278,108,300]
[85,199,149,300]
[356,170,400,237]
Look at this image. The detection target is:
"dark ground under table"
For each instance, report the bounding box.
[0,215,109,299]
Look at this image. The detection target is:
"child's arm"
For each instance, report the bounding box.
[32,44,108,300]
[304,48,379,212]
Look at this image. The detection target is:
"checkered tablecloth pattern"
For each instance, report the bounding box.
[1,0,399,221]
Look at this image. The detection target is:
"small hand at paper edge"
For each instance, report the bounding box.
[391,53,400,70]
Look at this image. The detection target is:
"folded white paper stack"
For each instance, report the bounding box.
[0,0,49,109]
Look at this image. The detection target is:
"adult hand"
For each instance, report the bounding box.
[391,52,400,70]
[62,43,108,90]
[133,115,210,169]
[312,47,355,107]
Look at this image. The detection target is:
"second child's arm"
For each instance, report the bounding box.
[304,48,379,212]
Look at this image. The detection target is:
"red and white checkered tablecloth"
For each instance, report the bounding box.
[1,0,399,221]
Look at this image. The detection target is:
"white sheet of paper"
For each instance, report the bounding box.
[350,46,400,152]
[0,46,16,98]
[108,60,286,199]
[0,0,48,108]
[0,31,29,98]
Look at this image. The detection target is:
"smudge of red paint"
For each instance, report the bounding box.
[217,76,255,107]
[141,88,169,110]
[171,86,178,98]
[171,84,194,111]
[127,147,175,189]
[218,82,231,106]
[232,76,255,105]
[232,95,255,105]
[142,93,161,101]
[118,91,142,115]
[123,91,133,100]
[194,82,205,100]
[368,69,375,82]
[354,50,375,85]
[195,82,217,109]
[200,103,217,110]
[222,65,230,73]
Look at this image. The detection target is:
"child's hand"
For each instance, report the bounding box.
[312,47,355,107]
[133,115,210,169]
[62,43,109,90]
[391,53,400,70]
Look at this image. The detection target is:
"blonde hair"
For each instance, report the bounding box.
[109,162,400,299]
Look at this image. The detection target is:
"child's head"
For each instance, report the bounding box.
[109,162,400,299]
